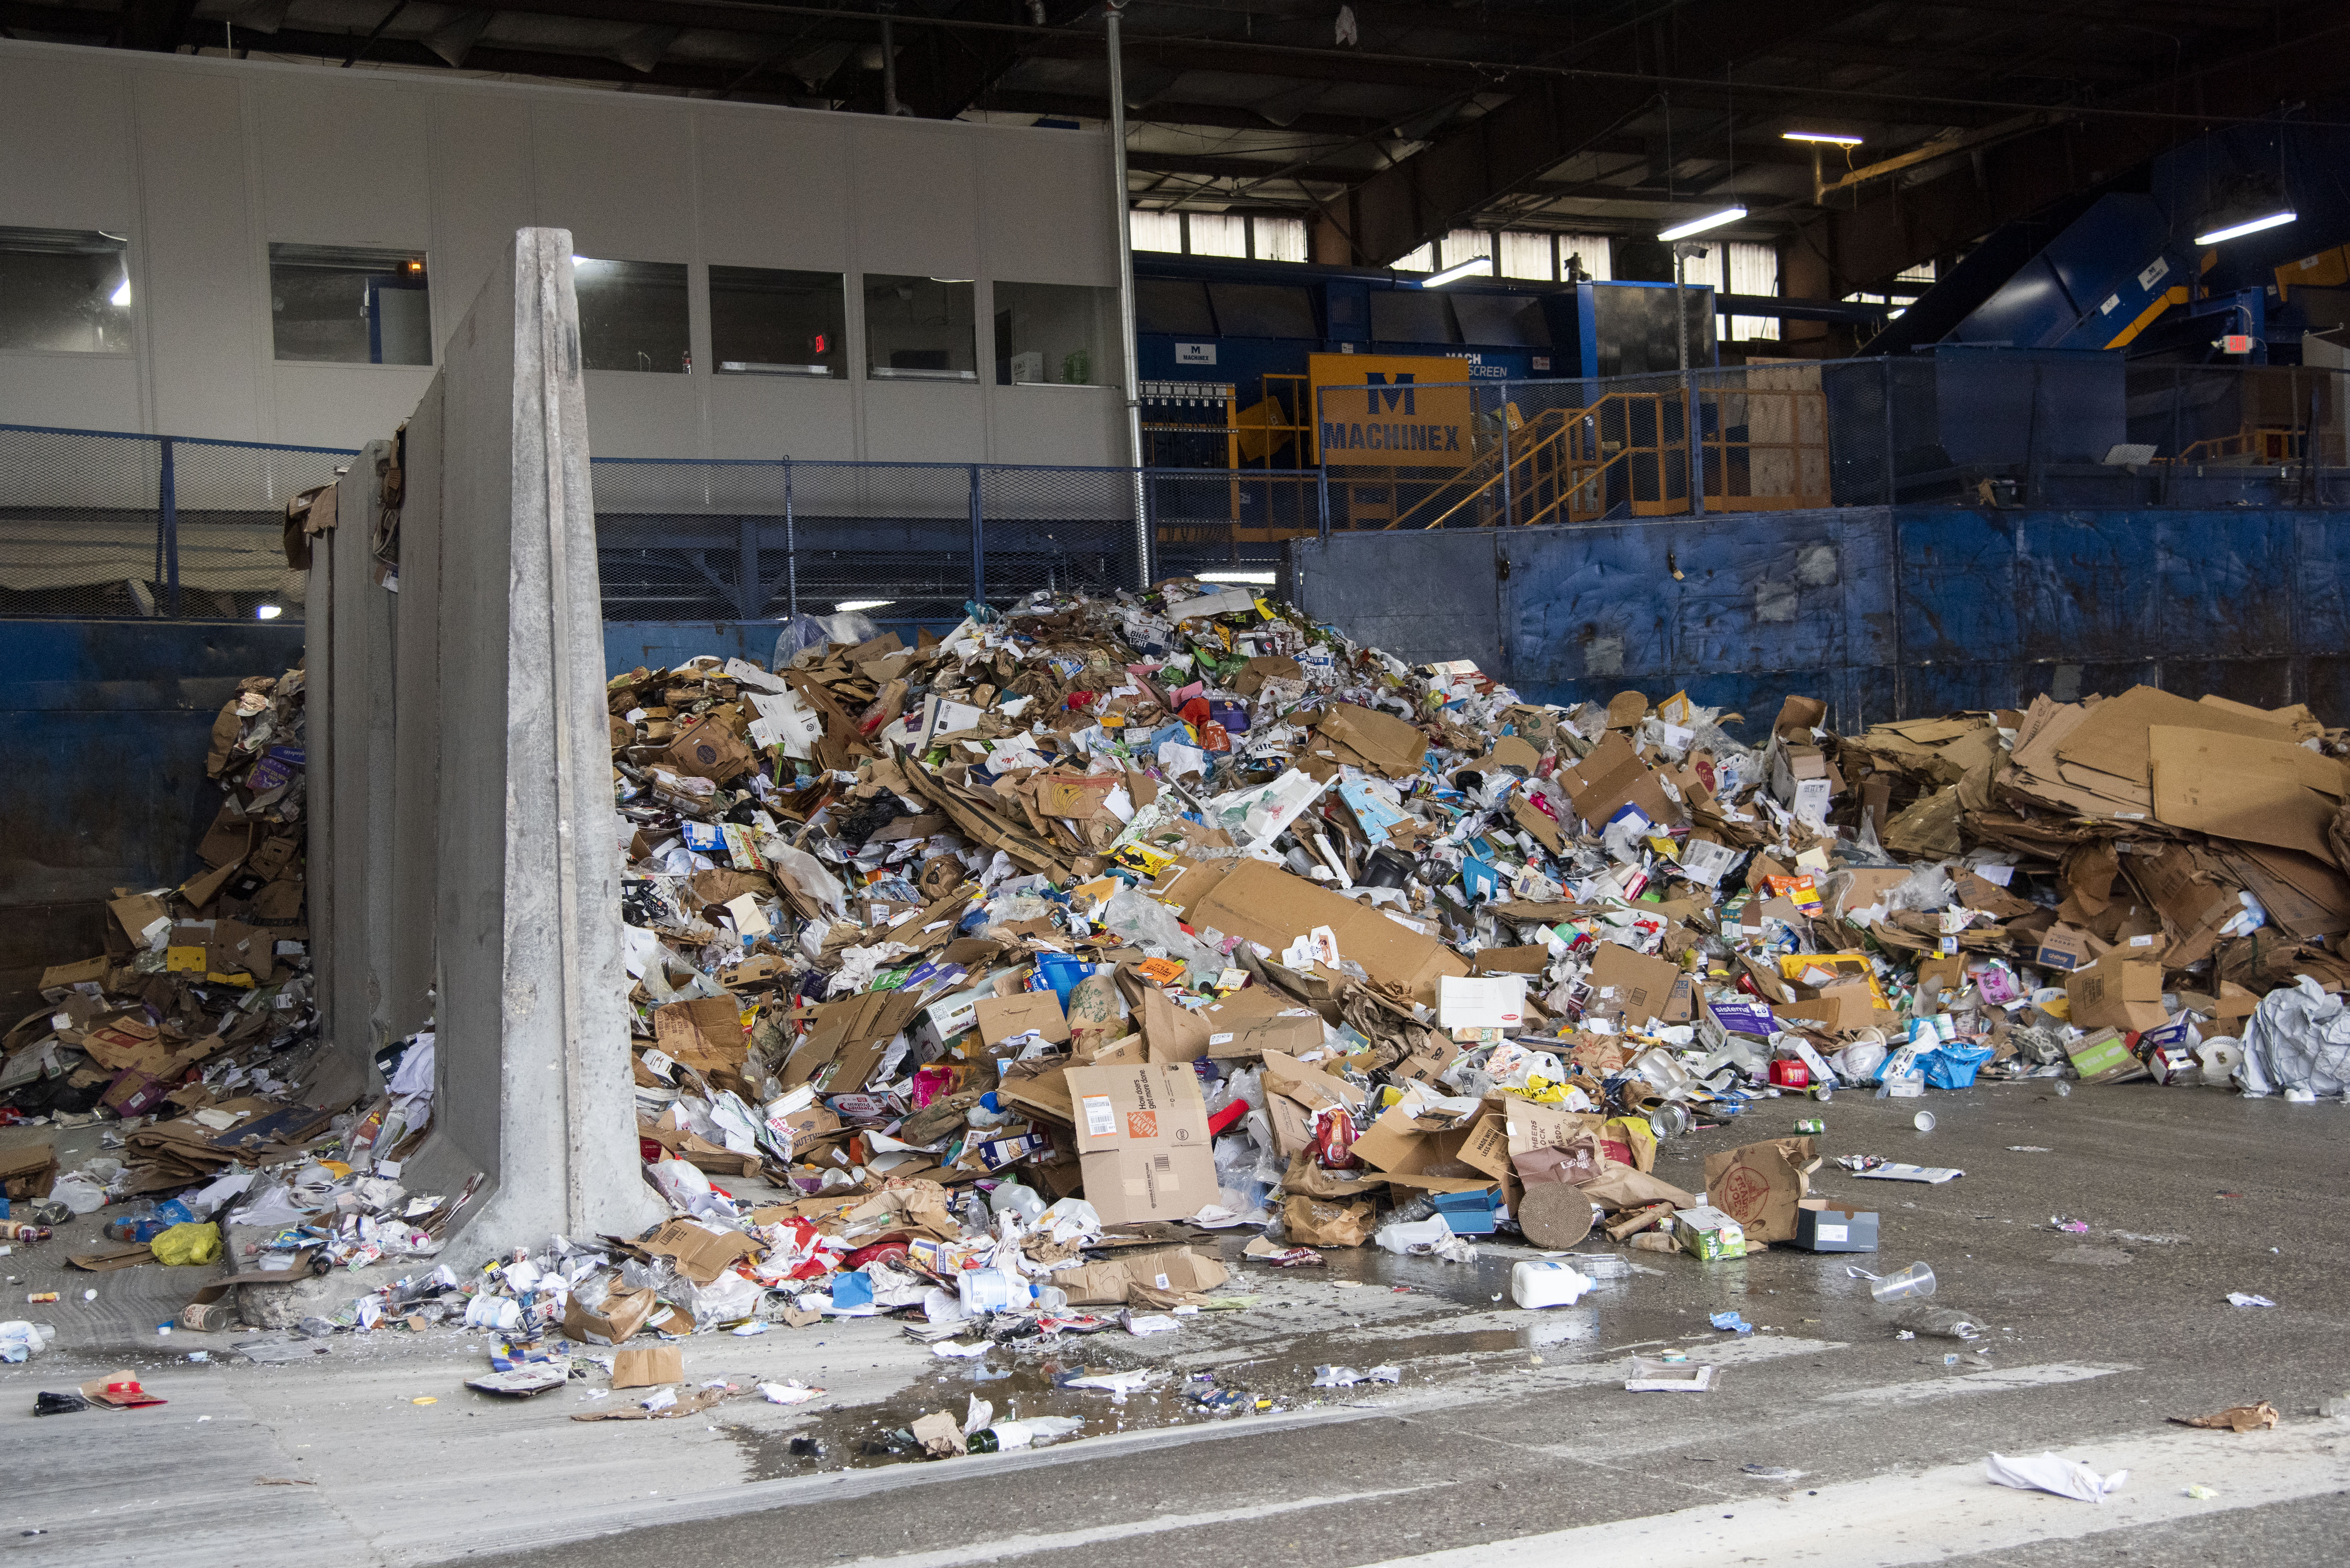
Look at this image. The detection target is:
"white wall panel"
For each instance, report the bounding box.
[254,75,429,247]
[425,89,535,351]
[697,107,852,272]
[131,66,262,440]
[0,54,136,233]
[532,98,695,263]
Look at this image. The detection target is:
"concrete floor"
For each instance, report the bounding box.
[4,1081,2345,1568]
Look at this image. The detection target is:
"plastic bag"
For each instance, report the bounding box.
[772,610,879,668]
[150,1221,222,1267]
[1922,1042,1996,1090]
[2240,976,2350,1096]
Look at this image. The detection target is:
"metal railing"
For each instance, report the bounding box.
[0,424,354,620]
[1314,357,2350,526]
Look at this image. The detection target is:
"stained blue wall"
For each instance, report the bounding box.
[1291,505,2350,729]
[0,620,309,1014]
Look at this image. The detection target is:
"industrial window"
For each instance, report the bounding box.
[1254,216,1308,262]
[1136,278,1217,336]
[1370,289,1459,345]
[1206,282,1316,339]
[864,274,978,381]
[0,226,132,354]
[1392,243,1434,273]
[1131,211,1184,254]
[1440,229,1494,275]
[994,281,1118,386]
[572,256,689,373]
[1561,235,1612,281]
[710,266,846,378]
[268,243,431,365]
[1498,232,1554,281]
[1187,214,1248,259]
[1724,240,1780,343]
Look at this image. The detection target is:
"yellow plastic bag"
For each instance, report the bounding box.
[151,1221,222,1267]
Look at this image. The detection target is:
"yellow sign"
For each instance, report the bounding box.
[1308,353,1477,469]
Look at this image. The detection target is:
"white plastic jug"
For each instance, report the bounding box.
[1510,1260,1594,1309]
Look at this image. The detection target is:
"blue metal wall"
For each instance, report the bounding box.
[0,619,309,1013]
[1291,506,2350,728]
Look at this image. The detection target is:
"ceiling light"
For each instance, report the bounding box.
[1197,569,1275,584]
[835,599,893,612]
[2194,208,2296,246]
[110,277,131,307]
[1658,207,1747,243]
[255,603,283,620]
[1783,131,1863,146]
[1419,256,1491,288]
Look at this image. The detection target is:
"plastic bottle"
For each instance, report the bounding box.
[1510,1260,1594,1309]
[1895,1303,1983,1340]
[986,1182,1047,1223]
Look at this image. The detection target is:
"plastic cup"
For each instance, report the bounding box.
[1913,1110,1937,1132]
[1868,1261,1937,1302]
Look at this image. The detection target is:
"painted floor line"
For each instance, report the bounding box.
[830,1484,1447,1568]
[1349,1423,2350,1568]
[1814,1361,2137,1407]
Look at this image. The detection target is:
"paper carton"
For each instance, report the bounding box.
[1585,941,1686,1025]
[1063,1061,1216,1224]
[973,990,1069,1049]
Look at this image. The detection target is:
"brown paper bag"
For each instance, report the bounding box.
[1281,1194,1376,1248]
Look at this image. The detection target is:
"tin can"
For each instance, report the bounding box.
[1795,1117,1826,1134]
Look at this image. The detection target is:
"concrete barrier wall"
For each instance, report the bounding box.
[1290,506,2350,728]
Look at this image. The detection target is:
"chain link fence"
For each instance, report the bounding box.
[0,424,350,620]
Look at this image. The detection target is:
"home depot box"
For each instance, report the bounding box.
[1063,1061,1215,1224]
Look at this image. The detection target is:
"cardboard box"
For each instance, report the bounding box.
[1585,941,1687,1025]
[1204,1008,1324,1060]
[1063,1061,1216,1224]
[659,718,756,784]
[1701,1136,1819,1245]
[1771,744,1833,825]
[1559,732,1678,828]
[2066,951,2169,1032]
[1187,859,1468,1006]
[2034,924,2104,972]
[1794,1206,1879,1253]
[641,1217,761,1285]
[1772,983,1882,1035]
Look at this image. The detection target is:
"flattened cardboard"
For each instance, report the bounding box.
[1315,703,1428,779]
[1585,942,1687,1025]
[2147,724,2350,859]
[1058,1244,1228,1305]
[1187,859,1468,1006]
[642,1218,761,1286]
[610,1345,684,1389]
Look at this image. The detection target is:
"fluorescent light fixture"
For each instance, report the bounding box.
[110,277,131,307]
[835,599,893,612]
[2193,208,2296,246]
[1658,207,1747,243]
[1420,256,1491,288]
[1783,131,1863,146]
[1197,569,1276,584]
[255,603,283,620]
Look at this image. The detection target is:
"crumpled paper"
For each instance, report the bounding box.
[1985,1452,2127,1503]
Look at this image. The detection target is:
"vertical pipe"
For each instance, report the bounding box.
[1498,394,1515,527]
[1107,3,1150,588]
[783,458,799,621]
[160,436,180,617]
[1317,461,1331,542]
[1675,245,1703,518]
[2165,366,2180,507]
[969,463,986,607]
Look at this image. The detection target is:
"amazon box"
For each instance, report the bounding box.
[1064,1061,1214,1224]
